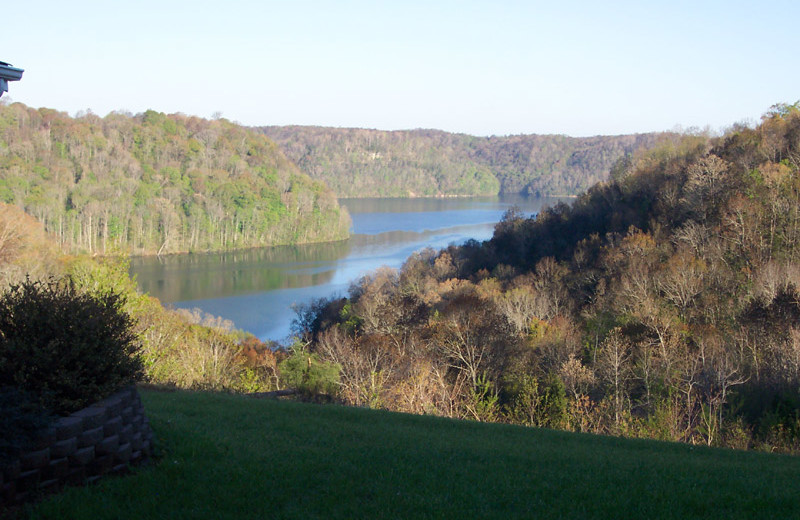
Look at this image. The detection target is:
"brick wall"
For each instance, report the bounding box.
[1,385,153,507]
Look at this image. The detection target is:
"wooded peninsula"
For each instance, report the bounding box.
[0,103,351,256]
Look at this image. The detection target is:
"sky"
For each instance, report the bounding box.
[2,0,798,137]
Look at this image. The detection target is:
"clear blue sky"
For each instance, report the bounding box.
[2,0,798,136]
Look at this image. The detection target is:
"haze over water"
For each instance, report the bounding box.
[130,196,563,342]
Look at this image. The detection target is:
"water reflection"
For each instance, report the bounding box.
[130,196,564,341]
[341,195,535,235]
[132,240,353,303]
[339,194,537,214]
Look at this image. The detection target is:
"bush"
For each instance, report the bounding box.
[279,343,340,397]
[0,278,143,415]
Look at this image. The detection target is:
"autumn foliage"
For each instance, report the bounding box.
[296,103,800,452]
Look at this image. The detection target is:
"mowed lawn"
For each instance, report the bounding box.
[24,388,800,519]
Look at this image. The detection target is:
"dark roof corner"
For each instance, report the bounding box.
[0,61,24,98]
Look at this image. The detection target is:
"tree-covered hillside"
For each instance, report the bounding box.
[0,103,350,255]
[0,199,281,395]
[471,132,669,195]
[259,125,669,198]
[259,127,500,198]
[294,103,800,452]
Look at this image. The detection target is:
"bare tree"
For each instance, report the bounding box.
[697,336,748,446]
[495,284,538,334]
[316,327,394,408]
[560,354,596,400]
[597,328,633,430]
[682,154,730,222]
[656,249,706,317]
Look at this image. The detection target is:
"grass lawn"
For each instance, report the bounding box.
[22,388,800,519]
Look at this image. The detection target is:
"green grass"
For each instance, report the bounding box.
[23,388,800,519]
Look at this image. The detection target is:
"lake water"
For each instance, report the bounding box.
[130,196,563,342]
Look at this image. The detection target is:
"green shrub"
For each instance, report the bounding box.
[0,278,143,415]
[279,343,340,397]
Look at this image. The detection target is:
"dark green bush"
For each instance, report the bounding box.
[0,278,143,415]
[279,343,340,397]
[0,387,54,463]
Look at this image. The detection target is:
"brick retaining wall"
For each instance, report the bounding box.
[1,385,153,508]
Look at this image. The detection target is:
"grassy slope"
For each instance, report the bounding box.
[25,389,800,519]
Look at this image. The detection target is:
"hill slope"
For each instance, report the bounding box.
[26,389,800,519]
[260,125,670,198]
[0,104,350,255]
[294,103,800,451]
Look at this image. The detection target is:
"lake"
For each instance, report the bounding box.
[130,195,563,342]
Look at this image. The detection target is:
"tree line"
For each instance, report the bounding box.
[290,102,800,452]
[259,125,671,198]
[0,103,350,255]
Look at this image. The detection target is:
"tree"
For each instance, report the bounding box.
[279,342,340,397]
[597,328,633,431]
[428,293,517,390]
[682,154,731,223]
[316,327,394,408]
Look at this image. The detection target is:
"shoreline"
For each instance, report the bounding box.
[338,192,579,200]
[95,235,352,260]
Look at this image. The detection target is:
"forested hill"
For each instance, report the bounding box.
[296,103,800,452]
[0,103,351,255]
[259,125,670,198]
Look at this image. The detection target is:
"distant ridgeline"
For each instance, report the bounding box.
[259,125,672,198]
[0,104,350,255]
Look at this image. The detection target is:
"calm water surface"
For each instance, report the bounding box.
[130,196,564,342]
